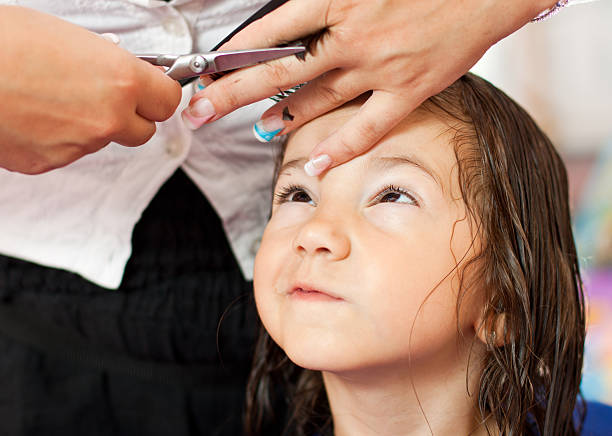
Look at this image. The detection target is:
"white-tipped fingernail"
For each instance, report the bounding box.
[253,115,285,142]
[304,155,332,176]
[100,33,120,44]
[181,98,216,130]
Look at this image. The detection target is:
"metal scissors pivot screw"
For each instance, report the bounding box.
[136,47,305,81]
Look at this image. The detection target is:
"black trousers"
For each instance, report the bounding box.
[0,170,266,436]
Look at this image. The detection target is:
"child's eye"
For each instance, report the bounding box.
[274,185,315,205]
[373,185,419,206]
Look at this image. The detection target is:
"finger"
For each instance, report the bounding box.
[221,0,330,51]
[112,113,157,148]
[254,69,366,141]
[304,91,420,176]
[135,62,182,122]
[182,52,335,130]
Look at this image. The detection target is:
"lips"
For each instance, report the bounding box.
[289,283,344,301]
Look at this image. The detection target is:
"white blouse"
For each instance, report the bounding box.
[0,0,279,288]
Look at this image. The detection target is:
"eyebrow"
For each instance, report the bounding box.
[277,155,441,188]
[369,155,442,188]
[278,158,308,176]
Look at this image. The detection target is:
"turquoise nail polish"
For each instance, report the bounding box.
[193,79,206,92]
[253,121,282,143]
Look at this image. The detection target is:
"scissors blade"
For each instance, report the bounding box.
[136,54,180,68]
[208,47,305,73]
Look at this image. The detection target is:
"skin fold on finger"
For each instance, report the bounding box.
[183,50,338,128]
[257,68,366,136]
[305,90,419,175]
[220,0,330,51]
[112,113,157,148]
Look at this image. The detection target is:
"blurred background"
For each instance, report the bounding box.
[471,0,612,406]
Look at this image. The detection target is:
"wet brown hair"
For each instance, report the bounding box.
[245,73,586,436]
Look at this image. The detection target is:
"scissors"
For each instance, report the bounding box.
[136,46,305,81]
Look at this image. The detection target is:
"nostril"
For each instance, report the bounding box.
[292,220,350,260]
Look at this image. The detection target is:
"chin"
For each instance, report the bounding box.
[280,339,370,373]
[290,353,339,372]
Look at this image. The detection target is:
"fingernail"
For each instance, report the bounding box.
[194,80,206,92]
[181,98,215,130]
[253,115,285,142]
[194,77,212,92]
[304,154,332,177]
[100,33,120,44]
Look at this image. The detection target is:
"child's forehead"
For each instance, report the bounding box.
[283,104,459,174]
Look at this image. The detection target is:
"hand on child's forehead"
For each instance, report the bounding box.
[281,103,456,195]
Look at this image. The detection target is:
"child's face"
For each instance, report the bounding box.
[254,102,482,376]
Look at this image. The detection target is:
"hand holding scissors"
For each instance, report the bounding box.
[137,46,304,129]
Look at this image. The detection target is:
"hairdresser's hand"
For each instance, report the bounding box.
[184,0,555,175]
[0,6,181,174]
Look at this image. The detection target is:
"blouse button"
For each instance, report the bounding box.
[165,139,184,158]
[162,17,187,37]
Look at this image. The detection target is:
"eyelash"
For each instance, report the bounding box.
[274,184,313,205]
[373,184,419,206]
[274,184,420,207]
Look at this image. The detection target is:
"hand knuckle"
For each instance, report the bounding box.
[354,119,379,145]
[317,83,346,108]
[115,69,139,95]
[263,61,291,87]
[336,135,360,158]
[95,115,124,142]
[335,121,379,159]
[211,82,240,112]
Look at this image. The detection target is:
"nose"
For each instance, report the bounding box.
[292,214,350,261]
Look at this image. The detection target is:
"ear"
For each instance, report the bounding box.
[474,312,508,348]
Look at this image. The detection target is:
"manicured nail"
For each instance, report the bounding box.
[100,33,120,44]
[194,77,212,92]
[181,98,215,130]
[253,115,285,142]
[194,80,206,92]
[304,154,332,176]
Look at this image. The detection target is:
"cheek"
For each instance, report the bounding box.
[361,207,456,286]
[253,227,292,342]
[354,210,471,338]
[364,205,420,234]
[270,203,314,227]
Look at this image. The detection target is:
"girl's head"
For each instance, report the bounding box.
[249,74,585,435]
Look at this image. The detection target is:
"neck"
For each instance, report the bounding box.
[322,344,494,436]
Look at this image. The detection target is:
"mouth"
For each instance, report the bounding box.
[288,285,344,302]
